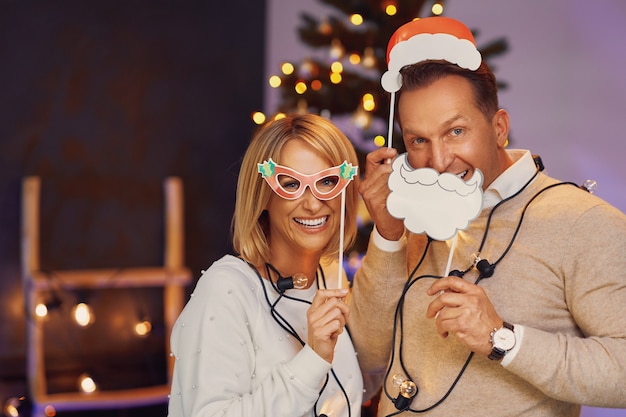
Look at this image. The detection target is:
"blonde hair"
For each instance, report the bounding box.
[232,114,359,266]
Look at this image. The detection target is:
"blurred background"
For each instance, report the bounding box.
[1,0,624,416]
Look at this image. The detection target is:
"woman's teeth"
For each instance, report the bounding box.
[295,216,328,228]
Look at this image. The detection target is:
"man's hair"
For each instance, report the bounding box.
[232,113,359,267]
[398,60,499,120]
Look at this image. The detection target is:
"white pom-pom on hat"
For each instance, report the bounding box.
[381,16,482,93]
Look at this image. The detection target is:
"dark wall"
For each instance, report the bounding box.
[0,0,265,396]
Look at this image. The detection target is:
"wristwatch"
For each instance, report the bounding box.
[488,322,516,361]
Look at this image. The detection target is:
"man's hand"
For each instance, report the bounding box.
[426,276,502,356]
[359,147,404,241]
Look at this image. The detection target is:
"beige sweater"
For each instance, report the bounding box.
[349,173,626,417]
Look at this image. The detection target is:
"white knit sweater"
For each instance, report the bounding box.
[168,255,364,417]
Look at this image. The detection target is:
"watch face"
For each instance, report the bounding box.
[493,328,516,351]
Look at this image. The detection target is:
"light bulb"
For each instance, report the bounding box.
[268,75,281,88]
[582,179,597,194]
[392,373,406,387]
[393,375,417,410]
[330,39,344,59]
[78,373,97,393]
[470,252,481,266]
[399,380,418,398]
[43,405,56,416]
[72,302,94,327]
[281,62,294,75]
[252,111,266,125]
[134,320,152,337]
[432,1,444,15]
[362,47,376,68]
[292,273,308,290]
[3,396,26,417]
[35,303,48,318]
[350,14,363,26]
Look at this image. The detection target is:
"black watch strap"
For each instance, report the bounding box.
[488,347,506,361]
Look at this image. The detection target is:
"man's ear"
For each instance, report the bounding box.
[493,109,510,148]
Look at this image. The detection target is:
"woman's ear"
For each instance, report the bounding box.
[493,109,510,148]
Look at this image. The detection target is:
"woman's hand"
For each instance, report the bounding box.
[307,288,350,363]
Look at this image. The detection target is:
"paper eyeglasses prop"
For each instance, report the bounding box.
[258,159,358,201]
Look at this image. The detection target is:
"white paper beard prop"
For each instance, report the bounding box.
[387,153,484,241]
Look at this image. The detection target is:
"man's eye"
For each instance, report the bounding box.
[451,128,463,136]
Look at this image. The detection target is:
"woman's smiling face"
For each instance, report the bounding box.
[264,139,342,260]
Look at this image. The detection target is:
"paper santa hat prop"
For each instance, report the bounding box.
[381,16,482,93]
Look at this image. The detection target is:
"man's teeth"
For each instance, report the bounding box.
[457,170,468,179]
[295,216,328,227]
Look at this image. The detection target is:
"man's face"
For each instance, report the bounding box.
[397,74,510,190]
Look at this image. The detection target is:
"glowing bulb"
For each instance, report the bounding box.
[252,112,266,125]
[392,374,417,410]
[330,61,343,73]
[134,320,152,336]
[281,62,294,75]
[432,2,444,15]
[4,396,26,417]
[353,109,371,128]
[299,59,317,78]
[385,4,397,15]
[5,403,18,417]
[311,80,322,91]
[294,81,307,94]
[319,19,332,35]
[72,303,94,327]
[362,93,375,111]
[349,53,361,65]
[400,379,418,398]
[78,373,97,393]
[274,113,286,120]
[43,405,56,416]
[330,73,342,84]
[330,39,344,59]
[350,14,363,26]
[362,47,376,68]
[374,135,386,147]
[35,303,48,318]
[268,75,281,88]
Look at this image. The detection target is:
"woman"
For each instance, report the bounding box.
[168,113,364,417]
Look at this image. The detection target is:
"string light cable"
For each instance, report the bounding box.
[244,259,352,417]
[382,169,584,415]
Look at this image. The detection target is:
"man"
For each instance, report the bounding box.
[349,16,626,417]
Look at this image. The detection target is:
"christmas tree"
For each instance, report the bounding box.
[265,0,507,154]
[263,0,508,279]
